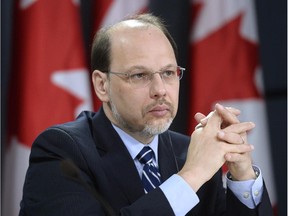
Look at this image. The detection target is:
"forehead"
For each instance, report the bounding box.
[109,20,176,69]
[109,20,163,44]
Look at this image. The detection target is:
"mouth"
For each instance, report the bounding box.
[148,105,170,117]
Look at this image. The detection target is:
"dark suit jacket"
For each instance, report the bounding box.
[19,108,273,216]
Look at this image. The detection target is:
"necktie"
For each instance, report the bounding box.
[137,146,161,193]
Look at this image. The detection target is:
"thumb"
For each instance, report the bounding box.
[205,108,222,131]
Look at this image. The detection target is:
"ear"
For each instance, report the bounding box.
[92,70,109,102]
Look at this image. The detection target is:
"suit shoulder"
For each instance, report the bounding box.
[32,111,97,153]
[30,111,100,170]
[40,111,96,138]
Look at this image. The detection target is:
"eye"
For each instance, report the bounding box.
[162,70,176,77]
[130,72,150,80]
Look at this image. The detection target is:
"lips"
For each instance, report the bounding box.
[149,105,170,117]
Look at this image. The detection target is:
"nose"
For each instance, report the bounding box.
[149,73,167,98]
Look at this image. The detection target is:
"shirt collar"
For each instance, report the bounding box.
[112,124,159,163]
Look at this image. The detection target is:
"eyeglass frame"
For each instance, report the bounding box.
[102,66,185,88]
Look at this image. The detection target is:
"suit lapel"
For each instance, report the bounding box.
[101,143,145,203]
[158,132,179,181]
[91,109,145,205]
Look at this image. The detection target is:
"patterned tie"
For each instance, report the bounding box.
[137,146,161,193]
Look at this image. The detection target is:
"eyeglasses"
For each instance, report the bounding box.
[104,66,185,89]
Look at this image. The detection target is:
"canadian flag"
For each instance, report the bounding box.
[4,0,92,215]
[189,0,277,209]
[93,0,148,35]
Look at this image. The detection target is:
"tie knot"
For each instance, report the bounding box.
[137,146,154,165]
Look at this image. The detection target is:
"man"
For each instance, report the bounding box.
[19,14,272,215]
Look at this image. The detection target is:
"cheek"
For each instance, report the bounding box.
[124,93,145,112]
[173,91,179,107]
[167,85,179,102]
[111,86,145,114]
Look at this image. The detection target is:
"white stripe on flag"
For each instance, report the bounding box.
[100,0,148,27]
[3,137,31,216]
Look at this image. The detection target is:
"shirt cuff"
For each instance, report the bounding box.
[159,174,199,216]
[226,166,263,209]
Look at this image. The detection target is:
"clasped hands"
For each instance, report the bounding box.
[179,103,257,192]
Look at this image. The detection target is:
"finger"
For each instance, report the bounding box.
[224,152,253,162]
[240,135,245,144]
[195,106,241,127]
[194,112,206,124]
[226,107,241,116]
[224,142,254,154]
[199,111,214,126]
[195,123,204,130]
[204,110,222,130]
[200,117,208,126]
[215,103,240,125]
[197,106,240,120]
[221,122,255,134]
[217,131,245,144]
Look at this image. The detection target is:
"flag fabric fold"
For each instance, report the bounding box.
[4,1,92,215]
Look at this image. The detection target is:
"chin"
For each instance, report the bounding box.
[143,118,173,136]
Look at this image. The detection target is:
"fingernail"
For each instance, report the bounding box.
[251,145,255,150]
[250,122,256,127]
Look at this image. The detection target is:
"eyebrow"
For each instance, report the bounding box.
[127,64,177,72]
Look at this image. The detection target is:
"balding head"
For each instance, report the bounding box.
[91,14,178,72]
